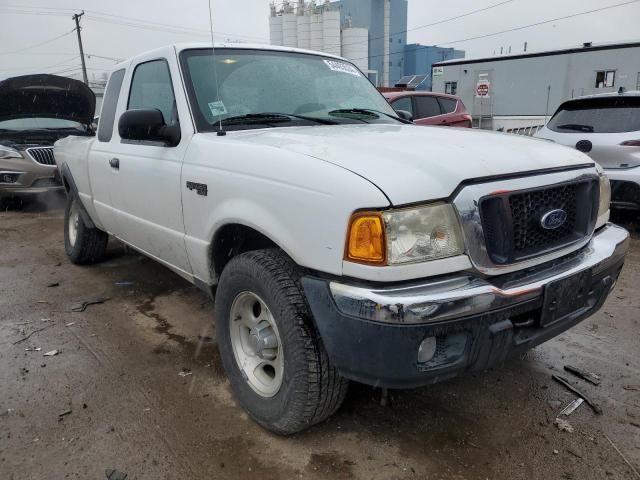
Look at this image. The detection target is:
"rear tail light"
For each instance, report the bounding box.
[620,140,640,146]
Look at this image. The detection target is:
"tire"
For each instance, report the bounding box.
[215,248,349,435]
[64,195,108,265]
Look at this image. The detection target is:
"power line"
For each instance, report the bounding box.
[348,0,640,62]
[0,28,75,55]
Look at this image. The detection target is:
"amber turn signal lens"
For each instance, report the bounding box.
[346,213,386,264]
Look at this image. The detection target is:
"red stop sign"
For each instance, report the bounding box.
[477,83,489,96]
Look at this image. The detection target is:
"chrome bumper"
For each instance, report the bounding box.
[330,223,629,325]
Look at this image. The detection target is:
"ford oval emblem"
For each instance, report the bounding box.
[540,209,568,230]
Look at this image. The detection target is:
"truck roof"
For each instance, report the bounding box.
[113,43,347,72]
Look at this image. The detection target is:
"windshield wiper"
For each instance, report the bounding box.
[555,123,594,132]
[219,112,337,127]
[328,108,410,124]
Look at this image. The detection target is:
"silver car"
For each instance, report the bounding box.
[0,74,95,200]
[536,90,640,209]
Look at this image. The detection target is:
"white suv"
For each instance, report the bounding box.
[537,90,640,210]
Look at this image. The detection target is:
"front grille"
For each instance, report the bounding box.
[26,147,55,166]
[481,180,599,264]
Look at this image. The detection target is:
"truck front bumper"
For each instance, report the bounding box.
[302,224,629,389]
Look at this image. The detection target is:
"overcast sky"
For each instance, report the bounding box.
[1,0,639,82]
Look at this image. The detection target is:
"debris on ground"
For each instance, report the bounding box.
[623,385,640,392]
[555,418,575,433]
[564,365,601,385]
[43,349,60,357]
[71,297,111,313]
[0,408,15,417]
[560,398,584,416]
[41,318,51,322]
[605,434,640,479]
[12,324,53,345]
[24,347,41,352]
[114,281,134,287]
[65,322,75,327]
[552,374,603,415]
[105,469,128,480]
[178,368,192,377]
[47,282,59,288]
[58,409,72,420]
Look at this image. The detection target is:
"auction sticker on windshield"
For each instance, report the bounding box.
[323,59,361,77]
[208,100,228,117]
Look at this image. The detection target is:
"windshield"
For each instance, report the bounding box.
[180,48,400,132]
[0,117,85,131]
[547,96,640,134]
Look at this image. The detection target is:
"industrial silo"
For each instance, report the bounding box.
[297,12,311,49]
[322,8,341,56]
[282,12,298,48]
[269,14,283,46]
[309,11,324,52]
[342,27,369,73]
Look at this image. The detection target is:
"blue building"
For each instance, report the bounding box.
[334,0,408,86]
[404,44,465,90]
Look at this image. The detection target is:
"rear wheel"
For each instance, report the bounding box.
[64,195,108,265]
[215,249,348,435]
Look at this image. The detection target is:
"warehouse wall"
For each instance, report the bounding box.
[432,44,640,122]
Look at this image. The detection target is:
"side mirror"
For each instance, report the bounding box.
[395,109,414,122]
[118,108,180,146]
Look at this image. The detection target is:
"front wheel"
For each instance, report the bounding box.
[215,249,348,435]
[64,195,108,265]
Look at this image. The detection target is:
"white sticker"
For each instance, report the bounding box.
[208,100,227,117]
[323,59,361,77]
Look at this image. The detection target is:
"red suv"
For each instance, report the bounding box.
[383,91,472,128]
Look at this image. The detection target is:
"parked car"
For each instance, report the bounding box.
[383,91,472,127]
[55,44,627,435]
[0,74,95,200]
[536,90,640,209]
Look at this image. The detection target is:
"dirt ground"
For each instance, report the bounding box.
[1,195,640,480]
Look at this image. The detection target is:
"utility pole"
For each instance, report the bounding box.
[72,11,88,85]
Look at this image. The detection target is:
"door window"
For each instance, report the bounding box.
[445,81,458,95]
[438,97,458,114]
[414,96,442,119]
[128,60,178,125]
[391,97,413,116]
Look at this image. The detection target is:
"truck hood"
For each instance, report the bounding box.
[229,124,595,205]
[0,74,95,125]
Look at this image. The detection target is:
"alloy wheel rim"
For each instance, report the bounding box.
[229,291,284,398]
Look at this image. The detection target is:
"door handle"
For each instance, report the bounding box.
[109,158,120,169]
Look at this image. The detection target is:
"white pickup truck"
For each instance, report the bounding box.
[55,43,629,435]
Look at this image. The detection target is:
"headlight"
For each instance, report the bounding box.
[595,163,611,228]
[345,203,465,265]
[0,145,23,159]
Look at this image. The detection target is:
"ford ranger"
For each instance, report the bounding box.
[54,44,629,435]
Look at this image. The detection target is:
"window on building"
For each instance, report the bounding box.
[415,96,442,119]
[595,70,616,88]
[636,72,640,90]
[445,81,458,95]
[390,97,413,116]
[398,39,402,44]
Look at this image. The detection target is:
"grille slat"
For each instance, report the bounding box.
[26,147,55,166]
[481,180,599,265]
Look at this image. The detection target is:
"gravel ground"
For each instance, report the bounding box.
[1,196,639,480]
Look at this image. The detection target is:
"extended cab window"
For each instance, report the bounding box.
[128,60,178,125]
[98,69,125,142]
